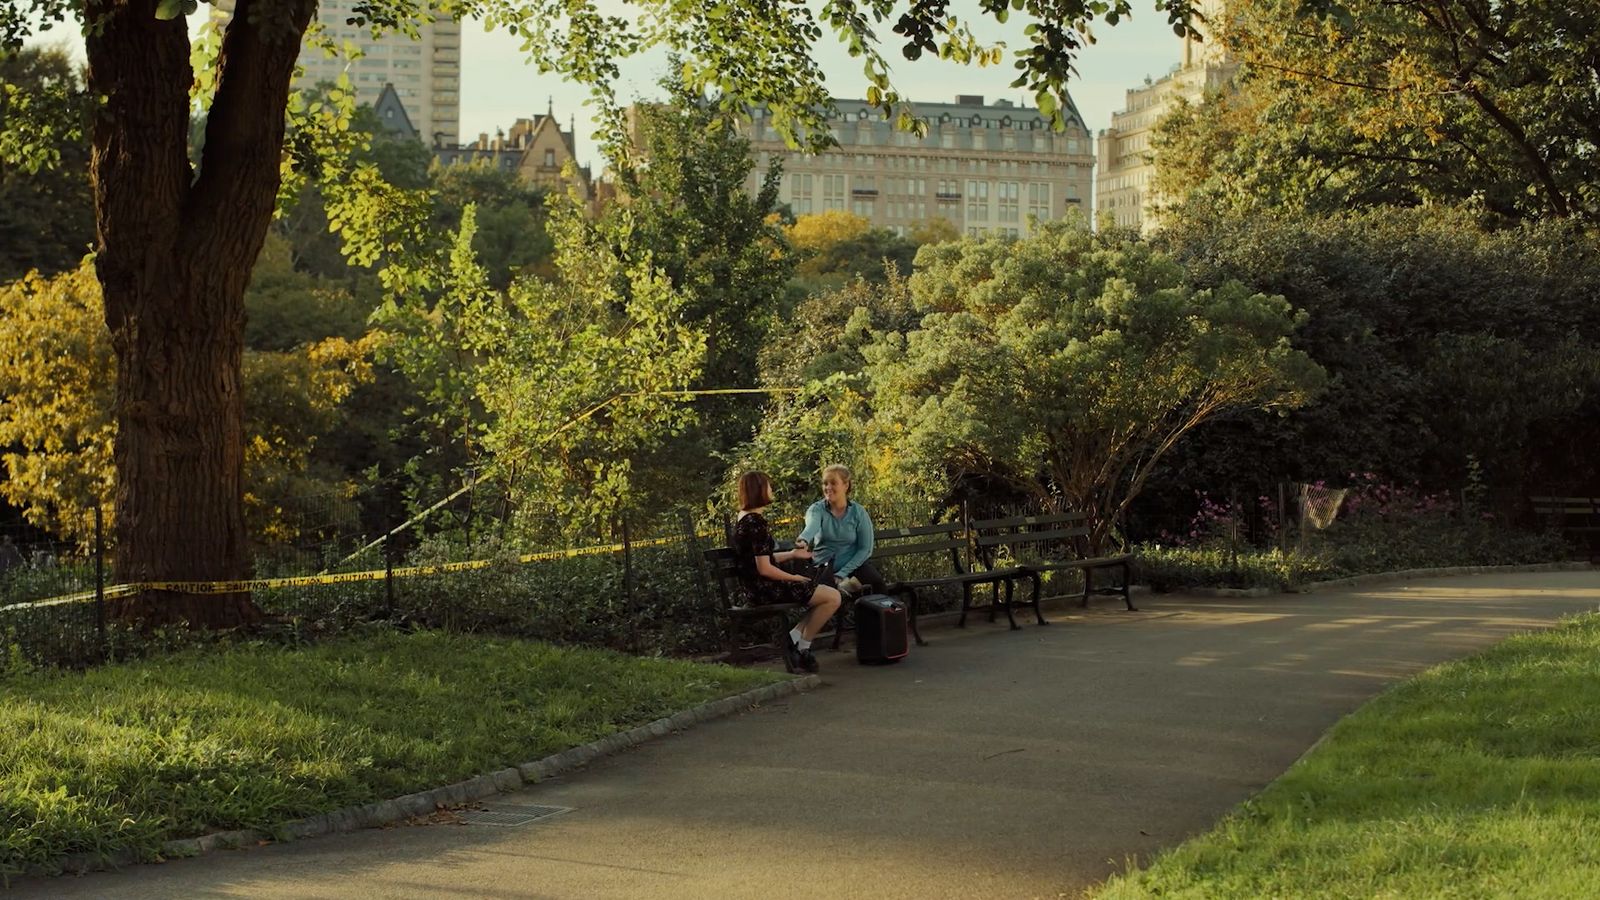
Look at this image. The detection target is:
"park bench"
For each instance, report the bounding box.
[970,512,1135,614]
[1529,496,1600,556]
[700,545,849,660]
[872,521,1028,639]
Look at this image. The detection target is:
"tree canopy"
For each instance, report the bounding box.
[867,222,1325,547]
[1156,0,1600,224]
[0,46,93,282]
[0,0,1201,627]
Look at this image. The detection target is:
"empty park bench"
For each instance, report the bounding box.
[1530,496,1600,556]
[872,521,1027,640]
[970,512,1136,615]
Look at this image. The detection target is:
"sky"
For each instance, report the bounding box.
[452,8,1188,167]
[23,3,1189,171]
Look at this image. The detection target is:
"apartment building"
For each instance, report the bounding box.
[1095,0,1237,231]
[740,95,1096,238]
[434,104,594,202]
[211,1,461,146]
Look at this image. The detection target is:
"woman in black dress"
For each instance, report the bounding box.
[733,471,842,674]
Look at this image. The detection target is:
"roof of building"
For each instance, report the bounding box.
[372,83,418,142]
[799,94,1089,135]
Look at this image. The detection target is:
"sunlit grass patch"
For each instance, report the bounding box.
[1095,613,1600,899]
[0,630,782,877]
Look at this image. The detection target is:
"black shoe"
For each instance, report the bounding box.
[781,632,802,674]
[799,649,820,674]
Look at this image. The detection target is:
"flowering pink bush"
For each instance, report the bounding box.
[1339,472,1457,522]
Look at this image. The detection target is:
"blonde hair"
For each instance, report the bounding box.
[821,464,852,497]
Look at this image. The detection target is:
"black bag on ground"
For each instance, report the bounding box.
[854,594,908,665]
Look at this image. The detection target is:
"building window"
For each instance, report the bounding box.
[823,174,845,210]
[1003,133,1016,151]
[791,172,813,209]
[965,180,989,220]
[940,132,955,149]
[852,199,875,217]
[998,181,1019,222]
[544,149,556,167]
[1028,183,1051,221]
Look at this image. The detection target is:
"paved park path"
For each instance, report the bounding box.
[16,570,1599,899]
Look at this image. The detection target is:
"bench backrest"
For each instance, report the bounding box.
[872,521,970,576]
[1530,496,1600,522]
[970,512,1093,568]
[701,546,750,612]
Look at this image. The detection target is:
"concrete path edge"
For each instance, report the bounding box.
[1183,560,1593,598]
[39,674,824,878]
[1293,560,1592,593]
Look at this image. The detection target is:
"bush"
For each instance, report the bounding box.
[1152,208,1600,508]
[1135,545,1318,592]
[1135,476,1571,591]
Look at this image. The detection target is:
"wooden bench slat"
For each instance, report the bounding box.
[872,538,966,558]
[974,526,1090,546]
[887,568,1024,590]
[970,513,1089,529]
[1025,554,1132,569]
[875,522,964,539]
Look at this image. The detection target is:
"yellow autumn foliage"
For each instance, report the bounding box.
[785,210,872,255]
[0,263,114,543]
[0,261,377,546]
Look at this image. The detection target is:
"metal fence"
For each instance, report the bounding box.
[0,509,108,669]
[4,473,1578,671]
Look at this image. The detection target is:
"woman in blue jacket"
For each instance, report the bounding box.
[796,465,885,596]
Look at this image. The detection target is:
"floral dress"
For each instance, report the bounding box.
[733,511,818,606]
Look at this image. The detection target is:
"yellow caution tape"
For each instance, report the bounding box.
[1,515,803,607]
[0,583,139,611]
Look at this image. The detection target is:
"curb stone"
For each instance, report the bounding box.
[1294,561,1592,594]
[30,673,823,880]
[1153,561,1592,599]
[1188,586,1277,598]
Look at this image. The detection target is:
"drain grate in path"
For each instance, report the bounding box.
[458,803,574,827]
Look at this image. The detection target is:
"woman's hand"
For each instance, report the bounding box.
[789,546,813,561]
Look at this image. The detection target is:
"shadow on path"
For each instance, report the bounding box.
[15,570,1599,899]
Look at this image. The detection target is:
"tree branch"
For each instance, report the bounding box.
[188,0,318,246]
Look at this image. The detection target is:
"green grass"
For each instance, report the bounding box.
[0,629,783,877]
[1095,613,1600,899]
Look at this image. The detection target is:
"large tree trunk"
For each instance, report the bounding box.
[84,0,314,627]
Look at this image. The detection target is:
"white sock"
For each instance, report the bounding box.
[796,637,813,652]
[789,626,805,647]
